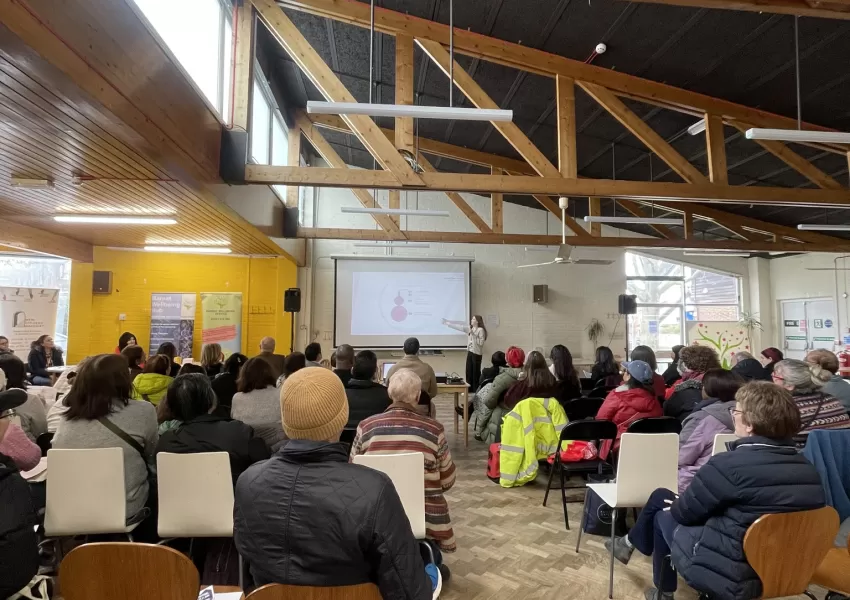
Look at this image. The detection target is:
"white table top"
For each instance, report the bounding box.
[46,365,74,373]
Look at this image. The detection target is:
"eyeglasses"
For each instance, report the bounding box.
[771,372,784,382]
[729,408,743,417]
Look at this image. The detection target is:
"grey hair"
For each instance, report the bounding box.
[732,351,755,365]
[775,358,832,394]
[387,369,421,406]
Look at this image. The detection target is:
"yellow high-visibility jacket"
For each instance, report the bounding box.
[499,397,568,488]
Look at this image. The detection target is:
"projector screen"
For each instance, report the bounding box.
[334,258,471,349]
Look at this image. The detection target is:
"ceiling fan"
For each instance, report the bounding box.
[518,197,615,269]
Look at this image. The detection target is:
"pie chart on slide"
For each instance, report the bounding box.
[391,294,408,322]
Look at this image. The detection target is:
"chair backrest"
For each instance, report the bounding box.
[627,416,682,435]
[352,452,426,538]
[615,433,679,506]
[157,452,234,537]
[45,448,128,536]
[711,433,739,456]
[339,427,358,446]
[743,506,839,598]
[587,385,615,399]
[59,542,199,600]
[36,431,54,457]
[560,419,617,443]
[580,377,594,391]
[564,397,604,421]
[246,583,382,600]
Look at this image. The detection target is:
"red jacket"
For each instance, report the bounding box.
[596,386,663,459]
[652,373,666,401]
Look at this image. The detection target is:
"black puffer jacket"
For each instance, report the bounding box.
[234,440,431,599]
[670,436,825,600]
[0,454,39,598]
[664,378,703,422]
[344,379,391,430]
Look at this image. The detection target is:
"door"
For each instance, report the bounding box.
[781,299,837,360]
[806,299,839,351]
[781,300,807,360]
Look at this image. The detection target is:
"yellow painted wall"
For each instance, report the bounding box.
[67,248,297,363]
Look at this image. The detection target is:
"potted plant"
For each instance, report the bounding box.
[586,318,606,348]
[738,311,763,349]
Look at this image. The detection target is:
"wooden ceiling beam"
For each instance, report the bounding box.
[0,219,93,262]
[231,2,255,132]
[491,167,503,233]
[415,153,492,233]
[588,197,602,237]
[621,0,850,22]
[556,75,577,179]
[531,195,591,238]
[705,114,728,185]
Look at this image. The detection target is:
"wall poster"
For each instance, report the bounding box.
[200,292,243,356]
[0,287,60,355]
[150,293,196,359]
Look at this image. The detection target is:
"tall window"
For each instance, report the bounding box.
[0,256,71,348]
[625,252,741,364]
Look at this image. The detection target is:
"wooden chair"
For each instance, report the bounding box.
[811,534,850,596]
[742,506,838,599]
[59,542,199,600]
[246,583,382,600]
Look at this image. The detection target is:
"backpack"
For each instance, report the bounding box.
[486,418,502,483]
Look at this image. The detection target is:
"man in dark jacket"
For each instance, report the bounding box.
[234,367,431,599]
[661,345,684,387]
[256,337,286,379]
[334,344,354,387]
[0,453,39,598]
[345,350,391,430]
[607,381,825,600]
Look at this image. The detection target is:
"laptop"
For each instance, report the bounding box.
[382,362,396,381]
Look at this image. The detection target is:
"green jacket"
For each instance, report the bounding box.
[131,373,173,406]
[482,367,522,410]
[499,397,568,488]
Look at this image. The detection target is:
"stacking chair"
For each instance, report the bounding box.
[59,542,199,600]
[627,416,682,435]
[45,448,140,540]
[578,432,679,599]
[711,433,738,456]
[587,385,616,399]
[542,419,617,532]
[246,583,382,600]
[811,533,850,596]
[563,397,604,421]
[742,506,838,599]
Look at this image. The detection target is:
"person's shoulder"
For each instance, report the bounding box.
[121,399,157,418]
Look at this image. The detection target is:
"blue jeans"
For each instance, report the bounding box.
[32,375,52,386]
[627,488,679,593]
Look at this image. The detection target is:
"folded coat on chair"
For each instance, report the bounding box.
[802,429,850,522]
[499,397,568,488]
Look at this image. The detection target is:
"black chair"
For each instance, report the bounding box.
[542,419,618,531]
[627,416,682,435]
[563,397,604,421]
[579,377,594,391]
[36,432,54,457]
[587,385,616,399]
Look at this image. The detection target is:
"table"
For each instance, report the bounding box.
[439,382,469,447]
[47,365,74,374]
[202,585,243,599]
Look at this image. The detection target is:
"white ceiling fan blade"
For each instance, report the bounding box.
[570,259,615,265]
[517,261,557,268]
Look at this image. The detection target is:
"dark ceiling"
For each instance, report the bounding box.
[257,0,850,241]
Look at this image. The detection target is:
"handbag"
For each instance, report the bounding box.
[582,487,627,536]
[547,441,599,464]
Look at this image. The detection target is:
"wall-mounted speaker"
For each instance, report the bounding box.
[92,271,112,294]
[618,293,637,315]
[533,284,548,304]
[284,288,301,313]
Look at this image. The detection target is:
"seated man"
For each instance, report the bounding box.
[304,342,323,368]
[387,337,438,399]
[333,344,354,386]
[344,350,390,431]
[256,336,286,379]
[606,381,825,600]
[234,367,431,599]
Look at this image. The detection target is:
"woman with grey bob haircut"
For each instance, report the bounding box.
[387,369,423,407]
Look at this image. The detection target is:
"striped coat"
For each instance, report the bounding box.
[350,403,457,552]
[792,390,850,448]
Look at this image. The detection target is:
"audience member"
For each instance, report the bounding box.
[596,360,662,459]
[772,358,850,447]
[549,344,582,404]
[115,331,136,354]
[730,350,770,382]
[0,380,40,472]
[330,351,336,369]
[277,351,306,387]
[156,374,269,483]
[442,315,487,391]
[234,367,431,598]
[333,344,355,386]
[677,368,743,492]
[0,453,39,600]
[27,335,64,386]
[178,363,206,376]
[211,353,248,418]
[130,354,173,405]
[304,342,323,368]
[52,354,158,523]
[352,368,456,553]
[0,354,47,442]
[760,347,784,378]
[231,357,287,451]
[344,350,391,432]
[0,335,12,355]
[590,346,621,388]
[476,346,524,444]
[630,345,665,401]
[121,344,146,380]
[201,343,225,378]
[806,349,850,411]
[481,351,506,386]
[256,336,286,379]
[606,382,825,600]
[387,337,438,399]
[662,344,684,387]
[47,361,88,433]
[155,342,181,377]
[664,345,721,423]
[504,351,558,409]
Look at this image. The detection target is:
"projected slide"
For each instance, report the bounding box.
[351,272,466,336]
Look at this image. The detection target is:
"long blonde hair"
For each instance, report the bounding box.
[200,343,223,368]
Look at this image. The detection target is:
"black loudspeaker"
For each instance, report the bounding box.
[92,271,113,294]
[284,288,301,313]
[618,294,637,315]
[533,284,548,304]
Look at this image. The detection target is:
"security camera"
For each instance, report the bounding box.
[595,42,607,55]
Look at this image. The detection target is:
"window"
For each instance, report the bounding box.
[251,79,272,164]
[0,256,71,348]
[132,0,233,121]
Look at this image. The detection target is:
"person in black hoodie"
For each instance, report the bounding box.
[480,351,506,389]
[661,345,684,387]
[606,382,825,600]
[664,345,721,423]
[210,353,248,418]
[731,351,771,382]
[344,350,391,430]
[0,452,39,599]
[27,334,64,386]
[333,344,355,386]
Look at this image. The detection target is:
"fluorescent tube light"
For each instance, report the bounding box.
[307,101,513,122]
[341,207,450,217]
[353,242,431,248]
[144,246,231,254]
[583,215,683,226]
[797,224,850,231]
[745,128,850,144]
[54,215,177,225]
[687,119,706,135]
[10,177,52,188]
[683,252,750,258]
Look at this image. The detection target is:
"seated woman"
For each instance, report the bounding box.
[351,369,457,554]
[0,354,47,442]
[27,335,64,386]
[52,354,158,526]
[231,357,287,451]
[121,345,146,380]
[480,351,506,388]
[596,360,662,459]
[549,345,581,405]
[630,345,665,402]
[677,368,743,493]
[771,358,850,447]
[730,351,770,382]
[130,354,173,406]
[0,453,40,600]
[210,353,248,419]
[201,343,225,378]
[115,332,136,355]
[590,346,622,388]
[760,346,784,378]
[47,361,88,433]
[155,342,181,377]
[277,351,306,388]
[664,345,721,423]
[504,351,558,409]
[606,382,826,600]
[475,346,525,443]
[156,373,269,483]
